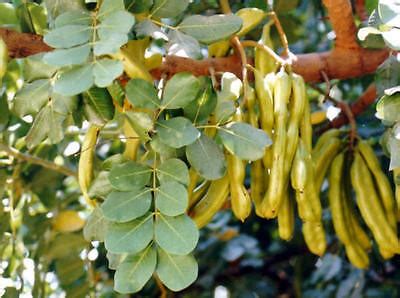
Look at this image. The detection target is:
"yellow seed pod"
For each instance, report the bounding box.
[310,110,327,125]
[78,125,99,208]
[53,211,85,233]
[0,38,7,81]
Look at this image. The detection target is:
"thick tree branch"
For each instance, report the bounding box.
[0,143,77,177]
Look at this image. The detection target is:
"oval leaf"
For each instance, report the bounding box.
[126,78,160,109]
[161,72,200,109]
[178,15,243,44]
[105,213,153,254]
[44,25,91,48]
[156,248,198,292]
[155,214,199,255]
[54,64,94,96]
[218,122,272,161]
[114,246,156,294]
[157,158,189,186]
[109,161,152,191]
[150,0,189,18]
[186,134,226,180]
[83,86,115,126]
[101,188,152,223]
[156,182,188,216]
[156,117,200,148]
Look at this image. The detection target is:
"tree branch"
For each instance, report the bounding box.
[0,143,77,177]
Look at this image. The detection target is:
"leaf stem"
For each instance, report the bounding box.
[0,142,77,177]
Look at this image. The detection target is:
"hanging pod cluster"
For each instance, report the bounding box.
[321,132,399,268]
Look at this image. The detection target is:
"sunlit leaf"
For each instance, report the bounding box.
[109,161,152,191]
[114,246,156,294]
[156,117,200,148]
[155,214,199,255]
[105,213,153,254]
[101,188,152,222]
[156,248,198,291]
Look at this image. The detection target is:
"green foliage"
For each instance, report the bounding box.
[0,0,399,297]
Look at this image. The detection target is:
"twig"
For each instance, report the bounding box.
[154,274,168,298]
[266,11,290,58]
[219,0,232,14]
[231,37,249,105]
[0,143,77,177]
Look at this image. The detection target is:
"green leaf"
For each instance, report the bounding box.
[378,0,400,27]
[43,44,91,67]
[125,111,153,141]
[157,158,189,186]
[88,171,114,199]
[382,27,400,50]
[156,248,198,291]
[13,79,50,116]
[107,81,125,107]
[150,0,189,18]
[99,0,125,21]
[215,100,236,123]
[167,30,201,59]
[126,78,160,109]
[388,130,400,170]
[54,64,94,96]
[161,72,200,109]
[114,246,156,294]
[109,161,152,191]
[107,252,128,270]
[25,104,64,148]
[17,3,47,35]
[125,0,154,14]
[105,213,153,254]
[55,257,85,285]
[156,182,188,216]
[184,78,217,123]
[44,0,86,19]
[218,122,272,161]
[46,234,87,260]
[236,8,266,36]
[178,15,243,44]
[357,27,385,49]
[375,56,400,96]
[0,3,19,30]
[101,188,152,223]
[186,134,226,180]
[93,59,124,88]
[98,10,135,40]
[55,11,91,27]
[0,94,9,132]
[93,33,128,55]
[23,54,58,82]
[83,86,115,126]
[155,214,198,255]
[150,135,177,159]
[44,25,91,48]
[83,207,109,242]
[376,94,400,123]
[156,117,200,148]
